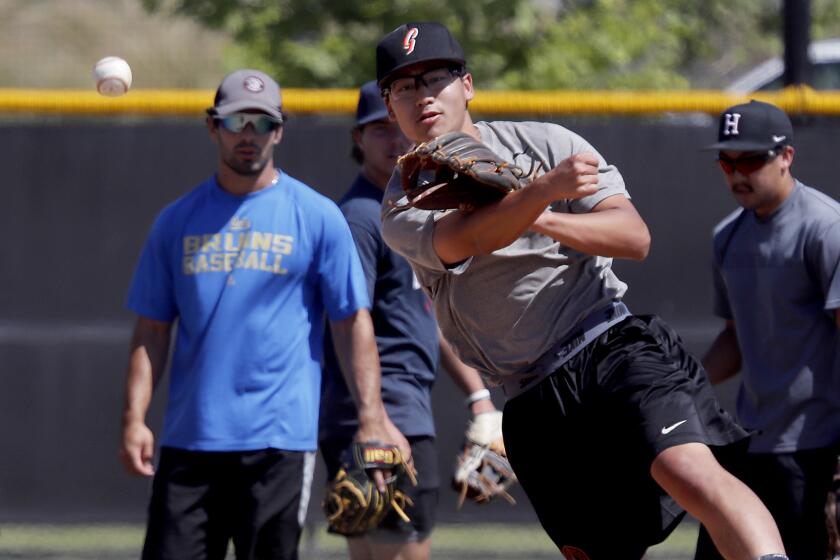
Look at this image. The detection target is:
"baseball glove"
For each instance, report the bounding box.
[452,411,517,508]
[396,131,528,211]
[323,442,417,536]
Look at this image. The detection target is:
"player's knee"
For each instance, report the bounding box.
[651,443,724,501]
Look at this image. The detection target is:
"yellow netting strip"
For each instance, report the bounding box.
[2,86,840,116]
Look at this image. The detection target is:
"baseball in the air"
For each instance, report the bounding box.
[93,56,132,97]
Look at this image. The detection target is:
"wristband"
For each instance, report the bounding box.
[465,389,491,407]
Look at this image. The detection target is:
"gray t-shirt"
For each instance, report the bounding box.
[381,120,629,385]
[712,181,840,453]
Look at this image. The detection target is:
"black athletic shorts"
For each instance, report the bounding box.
[142,447,315,560]
[503,314,750,560]
[695,444,840,560]
[320,436,439,541]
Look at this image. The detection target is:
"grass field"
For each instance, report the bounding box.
[0,521,699,559]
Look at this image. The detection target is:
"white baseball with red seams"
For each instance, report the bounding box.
[93,56,132,97]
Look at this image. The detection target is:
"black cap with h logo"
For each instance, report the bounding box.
[376,22,466,88]
[703,100,793,152]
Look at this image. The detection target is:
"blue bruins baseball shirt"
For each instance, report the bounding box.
[127,171,369,452]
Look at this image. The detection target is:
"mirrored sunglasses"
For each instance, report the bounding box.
[216,113,281,134]
[717,149,779,175]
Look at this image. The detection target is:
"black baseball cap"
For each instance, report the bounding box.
[702,100,793,152]
[355,80,389,126]
[376,22,466,87]
[206,69,283,122]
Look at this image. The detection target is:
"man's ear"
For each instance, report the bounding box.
[351,127,363,149]
[462,72,475,102]
[384,95,397,121]
[781,145,795,169]
[206,116,219,138]
[272,126,284,145]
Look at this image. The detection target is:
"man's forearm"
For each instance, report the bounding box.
[432,153,613,265]
[439,331,495,414]
[439,332,481,393]
[433,181,551,265]
[123,318,171,425]
[330,309,411,484]
[529,196,650,260]
[330,309,387,425]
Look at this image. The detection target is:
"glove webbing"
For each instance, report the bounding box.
[391,489,414,523]
[325,477,415,527]
[454,444,517,509]
[380,447,417,522]
[324,469,386,534]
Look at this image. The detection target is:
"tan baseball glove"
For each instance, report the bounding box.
[452,411,517,508]
[323,442,417,536]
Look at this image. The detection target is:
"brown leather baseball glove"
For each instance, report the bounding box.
[396,131,527,211]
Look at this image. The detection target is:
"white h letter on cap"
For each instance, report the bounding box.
[722,113,741,136]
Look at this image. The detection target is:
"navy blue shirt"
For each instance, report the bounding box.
[320,175,439,440]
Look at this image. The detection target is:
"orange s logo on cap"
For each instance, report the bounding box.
[403,27,418,55]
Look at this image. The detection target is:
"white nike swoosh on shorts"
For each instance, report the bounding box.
[661,420,688,435]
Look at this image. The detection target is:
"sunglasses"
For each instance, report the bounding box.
[717,149,779,176]
[215,113,281,134]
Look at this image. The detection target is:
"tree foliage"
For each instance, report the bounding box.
[143,0,840,90]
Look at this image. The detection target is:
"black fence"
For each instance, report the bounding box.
[1,113,838,524]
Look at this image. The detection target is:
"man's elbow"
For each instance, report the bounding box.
[624,227,651,261]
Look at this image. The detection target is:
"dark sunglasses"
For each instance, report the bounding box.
[215,113,281,134]
[717,149,779,175]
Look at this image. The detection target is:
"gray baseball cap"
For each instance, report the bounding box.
[207,69,283,121]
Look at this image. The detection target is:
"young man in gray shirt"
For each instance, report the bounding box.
[376,21,788,560]
[700,100,840,559]
[320,80,502,560]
